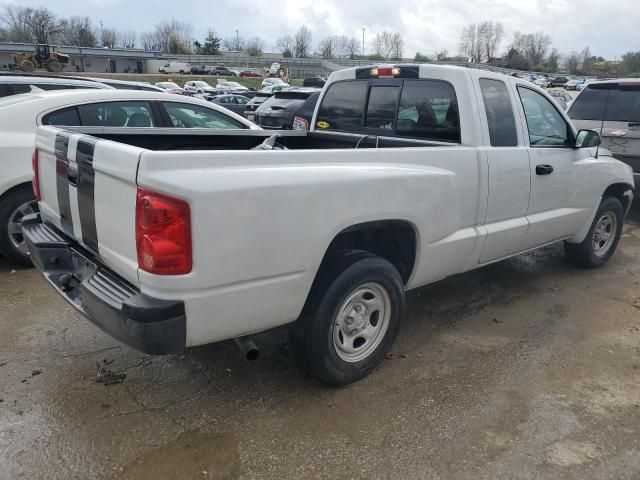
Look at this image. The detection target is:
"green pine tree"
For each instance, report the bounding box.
[201,29,221,55]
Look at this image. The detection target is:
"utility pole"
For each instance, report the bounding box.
[235,29,240,71]
[362,28,366,58]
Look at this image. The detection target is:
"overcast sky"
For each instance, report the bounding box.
[3,0,636,59]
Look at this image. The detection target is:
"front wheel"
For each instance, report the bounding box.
[564,196,624,268]
[291,252,404,386]
[0,185,38,266]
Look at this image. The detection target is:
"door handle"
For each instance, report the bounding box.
[536,164,554,175]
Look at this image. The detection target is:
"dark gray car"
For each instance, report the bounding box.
[254,88,319,130]
[210,94,251,115]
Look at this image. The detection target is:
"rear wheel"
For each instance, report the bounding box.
[47,60,62,72]
[0,185,37,266]
[20,59,36,72]
[159,70,166,74]
[290,251,404,386]
[564,196,624,268]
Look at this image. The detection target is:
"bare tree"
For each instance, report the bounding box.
[141,21,192,53]
[506,31,552,69]
[371,31,403,59]
[344,37,360,59]
[25,7,59,43]
[101,28,117,48]
[245,36,264,56]
[222,35,244,51]
[481,21,504,61]
[294,26,312,58]
[276,35,294,57]
[55,16,97,47]
[564,51,580,75]
[118,30,137,49]
[459,23,483,62]
[580,46,593,73]
[0,4,34,42]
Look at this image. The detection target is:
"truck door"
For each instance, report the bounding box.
[476,78,532,263]
[515,86,595,250]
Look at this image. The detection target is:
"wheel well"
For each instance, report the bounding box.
[1,181,33,202]
[320,220,417,285]
[603,183,634,212]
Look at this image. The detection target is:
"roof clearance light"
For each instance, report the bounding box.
[371,67,401,77]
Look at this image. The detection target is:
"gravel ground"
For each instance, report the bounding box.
[0,202,638,480]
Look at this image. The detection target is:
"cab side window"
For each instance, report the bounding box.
[43,102,155,127]
[518,87,570,147]
[480,79,518,147]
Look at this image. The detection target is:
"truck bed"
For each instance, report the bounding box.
[67,127,455,152]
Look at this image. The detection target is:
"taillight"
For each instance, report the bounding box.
[32,149,41,201]
[135,188,192,275]
[292,116,309,131]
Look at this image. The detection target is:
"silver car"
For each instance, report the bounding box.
[568,79,640,190]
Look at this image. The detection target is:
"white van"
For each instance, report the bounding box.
[150,61,191,74]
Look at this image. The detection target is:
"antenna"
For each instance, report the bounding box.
[594,87,611,159]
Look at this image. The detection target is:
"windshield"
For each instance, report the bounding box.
[257,95,306,112]
[193,81,210,87]
[568,84,640,122]
[158,82,180,89]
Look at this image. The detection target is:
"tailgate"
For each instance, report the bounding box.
[35,126,144,287]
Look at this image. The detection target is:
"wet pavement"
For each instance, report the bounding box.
[1,203,639,480]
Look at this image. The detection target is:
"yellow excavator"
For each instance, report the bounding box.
[14,44,70,73]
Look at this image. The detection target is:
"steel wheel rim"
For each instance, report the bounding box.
[7,200,38,256]
[332,282,391,363]
[592,212,617,257]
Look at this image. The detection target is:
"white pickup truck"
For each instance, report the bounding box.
[24,65,634,385]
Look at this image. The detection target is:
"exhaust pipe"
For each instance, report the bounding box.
[234,337,259,361]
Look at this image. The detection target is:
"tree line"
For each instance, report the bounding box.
[2,4,638,76]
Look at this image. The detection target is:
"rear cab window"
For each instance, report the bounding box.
[316,78,460,143]
[479,79,518,147]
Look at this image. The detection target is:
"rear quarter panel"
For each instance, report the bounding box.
[137,146,483,345]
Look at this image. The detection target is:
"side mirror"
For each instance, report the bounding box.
[575,129,601,148]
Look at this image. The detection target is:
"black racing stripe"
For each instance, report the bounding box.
[54,134,74,237]
[76,139,99,253]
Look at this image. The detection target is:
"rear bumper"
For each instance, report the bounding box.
[23,214,185,354]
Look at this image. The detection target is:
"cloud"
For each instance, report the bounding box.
[2,0,636,58]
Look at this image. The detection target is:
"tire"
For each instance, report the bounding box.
[564,196,624,268]
[0,185,38,266]
[47,60,62,73]
[179,70,186,74]
[159,70,166,74]
[290,251,404,386]
[20,59,36,72]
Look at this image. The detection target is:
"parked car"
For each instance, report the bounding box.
[303,77,327,88]
[568,79,640,191]
[154,81,191,96]
[0,89,258,265]
[210,94,251,115]
[243,92,273,122]
[26,64,634,386]
[190,65,211,75]
[254,88,319,129]
[0,75,111,97]
[292,91,321,130]
[210,66,237,76]
[183,80,217,97]
[268,62,281,76]
[240,69,262,77]
[548,90,573,110]
[549,76,570,87]
[261,77,289,89]
[576,81,591,91]
[533,76,550,88]
[215,80,249,94]
[565,79,585,91]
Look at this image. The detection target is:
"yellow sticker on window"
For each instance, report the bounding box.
[316,120,330,129]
